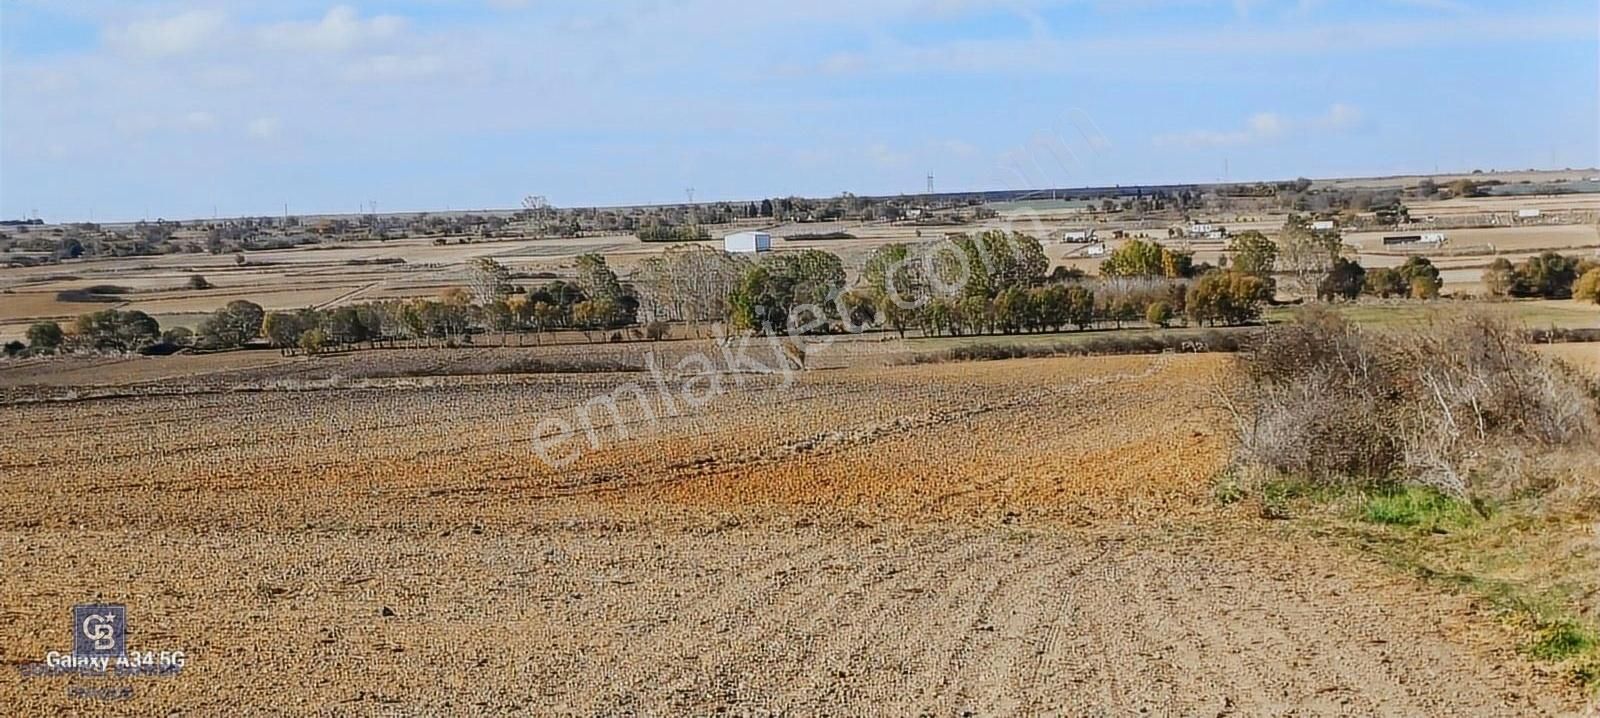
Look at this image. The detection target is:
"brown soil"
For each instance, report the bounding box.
[0,355,1589,714]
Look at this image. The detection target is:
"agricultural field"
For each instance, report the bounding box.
[8,168,1600,343]
[1262,299,1600,330]
[0,352,1589,714]
[1538,342,1600,376]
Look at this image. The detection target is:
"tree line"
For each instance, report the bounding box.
[10,227,1596,360]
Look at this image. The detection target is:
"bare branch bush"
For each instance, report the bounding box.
[1220,306,1599,499]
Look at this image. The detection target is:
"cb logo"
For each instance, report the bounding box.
[72,604,126,656]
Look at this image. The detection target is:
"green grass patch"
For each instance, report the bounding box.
[1361,485,1483,531]
[1528,621,1599,661]
[1242,475,1600,687]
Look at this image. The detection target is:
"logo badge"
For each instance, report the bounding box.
[72,605,126,657]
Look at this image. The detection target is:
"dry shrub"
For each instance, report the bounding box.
[910,328,1257,364]
[1223,305,1599,498]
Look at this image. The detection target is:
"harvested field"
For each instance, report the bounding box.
[1538,342,1600,377]
[0,354,1589,714]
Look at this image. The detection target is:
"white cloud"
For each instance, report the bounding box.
[342,53,445,82]
[257,5,406,53]
[1313,102,1363,130]
[1248,112,1285,137]
[103,9,226,57]
[1155,104,1359,148]
[246,117,281,140]
[868,143,912,168]
[183,111,216,131]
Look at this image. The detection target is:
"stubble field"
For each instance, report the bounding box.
[0,352,1590,714]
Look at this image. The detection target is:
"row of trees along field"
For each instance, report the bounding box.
[8,229,1599,359]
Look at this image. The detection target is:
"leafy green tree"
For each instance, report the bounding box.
[575,254,624,305]
[1101,239,1192,278]
[1396,256,1441,289]
[1482,258,1517,298]
[1107,297,1140,328]
[532,301,562,342]
[1318,257,1366,301]
[25,321,64,351]
[1409,274,1440,300]
[483,300,518,335]
[920,298,956,336]
[1227,231,1277,276]
[1363,267,1408,298]
[1064,285,1096,330]
[729,265,785,333]
[1033,285,1070,331]
[572,298,623,340]
[863,243,928,311]
[325,306,374,345]
[161,326,194,347]
[1511,252,1580,299]
[1186,272,1271,326]
[1050,266,1086,283]
[728,250,846,334]
[960,295,991,334]
[75,309,161,352]
[1145,301,1174,328]
[198,300,265,348]
[993,287,1030,333]
[298,328,328,355]
[977,230,1048,291]
[262,312,309,350]
[874,291,911,338]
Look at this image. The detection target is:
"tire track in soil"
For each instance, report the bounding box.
[576,535,845,713]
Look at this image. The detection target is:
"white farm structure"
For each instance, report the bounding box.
[723,231,772,253]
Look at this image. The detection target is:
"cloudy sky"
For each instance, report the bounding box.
[2,0,1596,221]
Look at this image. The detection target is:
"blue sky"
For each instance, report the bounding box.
[2,0,1596,222]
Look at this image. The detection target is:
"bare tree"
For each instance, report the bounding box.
[465,257,512,305]
[1277,216,1342,299]
[633,245,747,337]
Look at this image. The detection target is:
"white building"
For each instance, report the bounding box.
[1059,229,1096,243]
[1420,232,1447,244]
[1084,243,1108,257]
[1189,223,1215,235]
[1517,208,1542,219]
[723,231,772,253]
[1311,220,1337,231]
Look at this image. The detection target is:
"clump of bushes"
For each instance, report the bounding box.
[55,284,133,303]
[908,328,1256,364]
[1220,306,1598,498]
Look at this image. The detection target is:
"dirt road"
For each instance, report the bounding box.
[0,355,1589,714]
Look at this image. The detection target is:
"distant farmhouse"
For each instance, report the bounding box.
[1056,228,1097,243]
[723,231,771,253]
[1382,232,1446,247]
[1187,223,1228,240]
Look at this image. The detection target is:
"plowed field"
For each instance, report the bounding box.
[0,354,1588,714]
